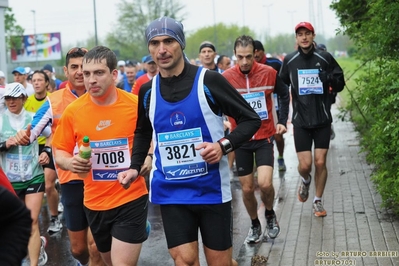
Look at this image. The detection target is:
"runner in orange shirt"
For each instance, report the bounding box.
[53,46,150,265]
[14,47,104,266]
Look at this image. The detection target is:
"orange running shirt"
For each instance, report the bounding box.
[52,89,148,210]
[48,83,81,184]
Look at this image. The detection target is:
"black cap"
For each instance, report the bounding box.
[317,43,327,51]
[253,40,265,51]
[199,42,216,53]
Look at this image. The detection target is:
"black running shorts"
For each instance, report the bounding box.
[234,139,274,176]
[14,177,45,200]
[160,202,233,250]
[60,181,88,232]
[84,195,149,253]
[293,125,331,152]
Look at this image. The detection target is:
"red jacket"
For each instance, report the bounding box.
[0,168,16,195]
[132,74,151,95]
[222,61,278,140]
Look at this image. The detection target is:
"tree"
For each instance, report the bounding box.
[260,33,296,55]
[4,7,24,51]
[106,0,185,61]
[185,23,255,60]
[331,0,399,60]
[323,34,355,56]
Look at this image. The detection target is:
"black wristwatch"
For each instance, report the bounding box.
[217,138,233,155]
[41,146,52,157]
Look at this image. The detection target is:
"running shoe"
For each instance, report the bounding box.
[38,236,48,266]
[277,157,286,171]
[58,202,64,213]
[298,175,311,202]
[232,162,237,173]
[146,220,151,237]
[21,257,30,266]
[55,179,61,193]
[48,217,63,234]
[330,125,336,140]
[266,213,280,239]
[313,200,327,217]
[246,224,262,243]
[229,169,234,182]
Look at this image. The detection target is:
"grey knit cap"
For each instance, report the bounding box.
[145,16,186,50]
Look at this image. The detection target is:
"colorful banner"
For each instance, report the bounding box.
[10,32,62,63]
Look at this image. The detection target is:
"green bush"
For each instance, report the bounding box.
[332,0,399,213]
[350,60,399,212]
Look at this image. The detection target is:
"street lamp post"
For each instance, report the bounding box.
[263,4,273,40]
[93,0,98,46]
[0,0,8,77]
[287,10,296,29]
[242,0,245,27]
[31,10,38,67]
[212,0,217,48]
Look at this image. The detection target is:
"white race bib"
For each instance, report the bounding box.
[90,138,130,181]
[6,153,33,182]
[298,69,323,95]
[242,91,268,120]
[158,128,208,180]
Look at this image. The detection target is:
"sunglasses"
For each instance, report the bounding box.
[4,96,24,101]
[66,47,89,59]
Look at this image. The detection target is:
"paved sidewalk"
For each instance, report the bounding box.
[236,105,399,266]
[38,105,399,265]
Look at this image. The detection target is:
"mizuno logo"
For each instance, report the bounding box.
[166,169,181,176]
[96,173,107,178]
[96,120,112,131]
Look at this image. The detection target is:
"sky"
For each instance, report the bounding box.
[8,0,341,48]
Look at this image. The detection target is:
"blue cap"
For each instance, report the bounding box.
[42,64,53,72]
[12,66,26,75]
[145,16,186,49]
[144,55,155,64]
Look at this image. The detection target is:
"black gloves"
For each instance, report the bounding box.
[319,70,333,83]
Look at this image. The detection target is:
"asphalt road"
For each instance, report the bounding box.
[38,171,280,266]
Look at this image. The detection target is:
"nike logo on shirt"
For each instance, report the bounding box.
[96,120,113,131]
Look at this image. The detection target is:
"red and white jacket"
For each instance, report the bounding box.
[222,61,289,141]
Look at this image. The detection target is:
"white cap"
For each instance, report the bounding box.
[25,67,33,75]
[117,60,126,67]
[3,82,27,98]
[0,71,5,78]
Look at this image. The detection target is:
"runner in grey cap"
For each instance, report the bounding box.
[145,16,186,49]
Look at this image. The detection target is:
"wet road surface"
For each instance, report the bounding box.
[39,163,288,266]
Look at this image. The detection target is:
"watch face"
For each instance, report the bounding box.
[43,147,52,153]
[221,139,232,153]
[225,144,233,152]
